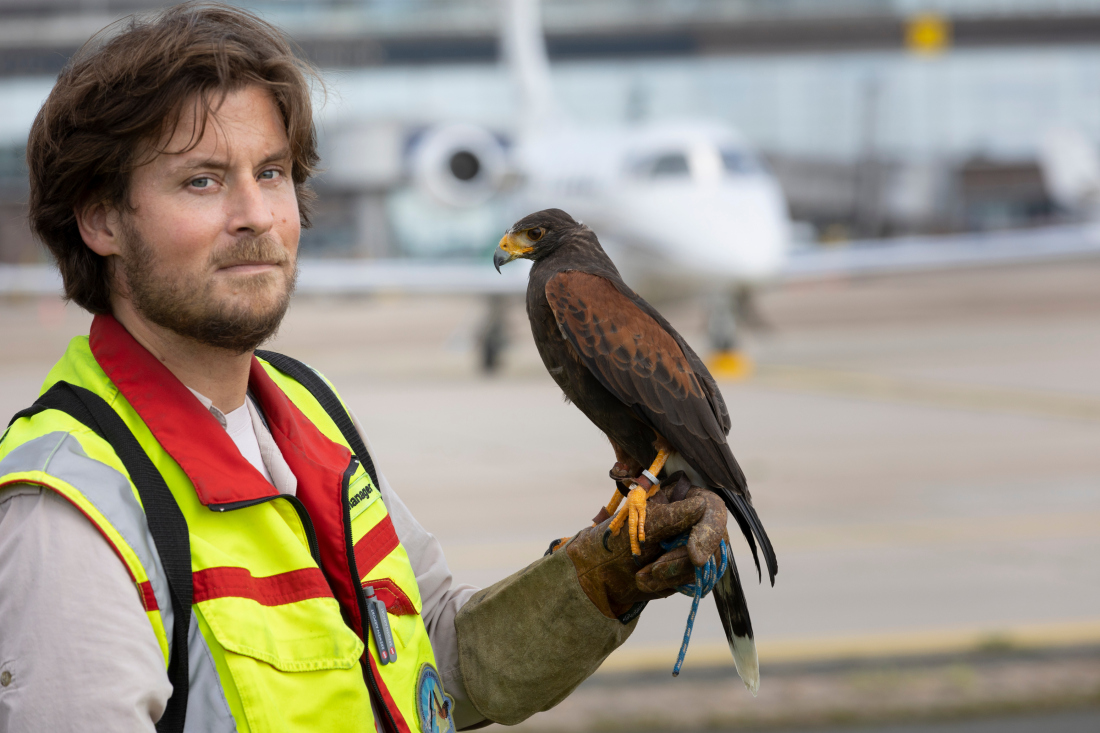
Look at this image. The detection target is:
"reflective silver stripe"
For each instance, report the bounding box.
[0,432,174,654]
[184,613,236,732]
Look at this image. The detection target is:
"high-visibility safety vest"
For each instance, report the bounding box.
[0,314,453,733]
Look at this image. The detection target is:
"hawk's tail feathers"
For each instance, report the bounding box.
[727,504,761,583]
[726,491,778,586]
[714,555,759,696]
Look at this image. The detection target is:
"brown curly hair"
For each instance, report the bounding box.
[27,2,320,314]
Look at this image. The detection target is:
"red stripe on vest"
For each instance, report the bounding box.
[192,566,334,606]
[138,581,159,611]
[367,652,413,733]
[362,578,417,616]
[353,516,400,578]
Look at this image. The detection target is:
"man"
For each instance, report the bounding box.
[0,5,728,732]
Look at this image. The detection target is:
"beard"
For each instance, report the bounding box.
[118,222,297,354]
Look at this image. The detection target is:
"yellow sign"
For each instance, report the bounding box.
[906,13,951,54]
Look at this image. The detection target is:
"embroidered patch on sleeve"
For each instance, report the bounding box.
[415,663,455,733]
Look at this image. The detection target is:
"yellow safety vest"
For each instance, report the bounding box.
[0,314,452,733]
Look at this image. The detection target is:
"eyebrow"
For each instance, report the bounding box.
[173,146,292,173]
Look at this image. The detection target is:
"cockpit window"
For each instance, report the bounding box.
[632,152,691,179]
[721,149,762,175]
[631,148,763,180]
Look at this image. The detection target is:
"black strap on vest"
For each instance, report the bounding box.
[8,382,191,733]
[255,350,380,490]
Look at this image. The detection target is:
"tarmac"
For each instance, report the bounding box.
[739,708,1100,733]
[1,256,1098,729]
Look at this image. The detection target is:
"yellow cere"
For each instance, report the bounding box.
[498,232,534,256]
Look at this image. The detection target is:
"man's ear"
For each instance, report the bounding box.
[75,201,124,257]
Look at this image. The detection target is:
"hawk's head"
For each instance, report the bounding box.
[494,208,583,272]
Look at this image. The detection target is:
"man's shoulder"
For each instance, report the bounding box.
[254,350,349,408]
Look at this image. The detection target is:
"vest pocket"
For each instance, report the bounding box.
[199,596,370,731]
[201,596,364,671]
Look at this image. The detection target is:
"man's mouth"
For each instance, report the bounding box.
[216,260,282,274]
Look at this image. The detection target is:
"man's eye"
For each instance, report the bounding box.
[190,177,212,189]
[260,169,280,180]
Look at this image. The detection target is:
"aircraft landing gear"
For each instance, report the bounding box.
[707,291,739,353]
[479,294,508,374]
[706,290,754,380]
[734,287,770,332]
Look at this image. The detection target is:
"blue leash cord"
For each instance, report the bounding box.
[658,535,730,676]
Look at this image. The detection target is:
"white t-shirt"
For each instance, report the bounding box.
[186,388,279,490]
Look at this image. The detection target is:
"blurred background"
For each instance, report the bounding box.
[1,1,1099,731]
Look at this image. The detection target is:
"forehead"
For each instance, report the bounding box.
[149,85,288,166]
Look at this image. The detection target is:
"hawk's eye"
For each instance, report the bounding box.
[528,227,544,241]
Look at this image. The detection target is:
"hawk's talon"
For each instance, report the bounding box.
[602,449,670,557]
[602,529,613,552]
[621,485,650,557]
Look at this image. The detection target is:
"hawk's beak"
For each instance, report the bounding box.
[494,232,532,273]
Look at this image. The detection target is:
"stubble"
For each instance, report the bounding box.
[118,221,297,354]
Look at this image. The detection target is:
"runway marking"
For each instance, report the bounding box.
[747,364,1100,423]
[600,618,1100,673]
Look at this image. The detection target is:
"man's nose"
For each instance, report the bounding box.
[227,175,275,236]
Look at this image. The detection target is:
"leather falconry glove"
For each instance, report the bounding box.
[565,474,732,619]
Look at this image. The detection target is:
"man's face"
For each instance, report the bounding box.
[116,84,300,353]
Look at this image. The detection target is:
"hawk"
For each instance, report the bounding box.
[494,208,777,692]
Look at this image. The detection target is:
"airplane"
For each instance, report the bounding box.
[312,0,793,373]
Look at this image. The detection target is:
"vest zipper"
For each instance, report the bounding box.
[340,455,400,733]
[208,495,321,565]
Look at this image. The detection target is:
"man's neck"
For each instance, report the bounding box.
[111,298,253,414]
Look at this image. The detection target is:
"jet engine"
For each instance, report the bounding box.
[410,123,508,208]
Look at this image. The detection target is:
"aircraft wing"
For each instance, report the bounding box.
[783,223,1100,282]
[0,258,529,297]
[0,263,63,296]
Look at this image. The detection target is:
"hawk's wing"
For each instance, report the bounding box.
[620,283,732,436]
[545,270,742,490]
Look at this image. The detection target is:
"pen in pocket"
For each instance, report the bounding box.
[363,586,390,664]
[374,596,397,663]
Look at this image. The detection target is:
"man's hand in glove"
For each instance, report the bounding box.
[564,474,731,619]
